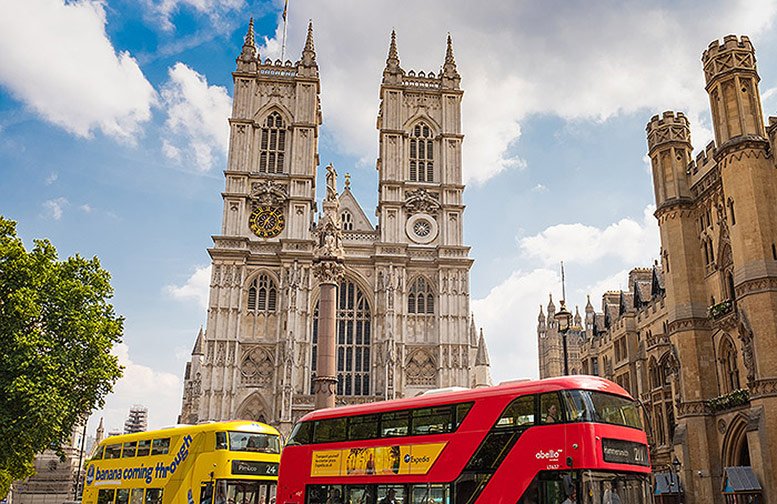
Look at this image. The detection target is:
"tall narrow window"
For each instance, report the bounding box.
[728,198,736,225]
[720,336,740,393]
[248,274,278,312]
[408,277,435,314]
[341,210,354,231]
[312,279,371,396]
[259,112,286,174]
[409,122,434,182]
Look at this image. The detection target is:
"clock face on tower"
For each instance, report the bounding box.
[249,206,285,238]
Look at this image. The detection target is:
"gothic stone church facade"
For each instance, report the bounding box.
[179,23,491,434]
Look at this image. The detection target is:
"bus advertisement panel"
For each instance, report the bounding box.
[82,421,280,504]
[277,376,652,504]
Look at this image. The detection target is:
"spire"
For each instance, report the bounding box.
[475,328,490,366]
[383,30,403,84]
[441,32,461,89]
[585,294,594,312]
[344,173,351,190]
[538,305,545,321]
[192,326,204,355]
[95,417,105,445]
[574,305,582,325]
[469,313,478,346]
[548,293,556,313]
[301,20,317,67]
[236,18,258,71]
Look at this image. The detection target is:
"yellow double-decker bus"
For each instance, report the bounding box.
[82,421,280,504]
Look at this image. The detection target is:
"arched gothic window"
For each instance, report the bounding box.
[247,274,278,312]
[408,277,435,315]
[259,112,286,174]
[409,122,434,183]
[341,210,354,231]
[312,279,371,396]
[720,336,741,393]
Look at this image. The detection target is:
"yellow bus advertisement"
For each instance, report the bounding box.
[311,442,447,478]
[82,421,280,504]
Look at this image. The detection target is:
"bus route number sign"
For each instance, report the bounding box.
[232,460,279,476]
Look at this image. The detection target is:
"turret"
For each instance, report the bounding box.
[547,293,556,319]
[236,18,258,72]
[474,329,492,388]
[538,305,546,331]
[646,111,693,209]
[441,33,460,90]
[299,21,318,77]
[382,30,403,85]
[702,35,766,148]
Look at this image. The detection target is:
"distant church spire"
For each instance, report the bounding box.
[383,30,403,84]
[244,17,256,48]
[475,328,490,366]
[442,33,460,89]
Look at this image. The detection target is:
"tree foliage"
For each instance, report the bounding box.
[0,217,123,497]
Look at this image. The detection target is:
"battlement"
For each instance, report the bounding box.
[400,69,442,89]
[687,141,717,176]
[646,111,691,151]
[702,35,754,62]
[702,35,757,85]
[257,59,299,78]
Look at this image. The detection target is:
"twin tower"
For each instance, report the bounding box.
[647,36,777,504]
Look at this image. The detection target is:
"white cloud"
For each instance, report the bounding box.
[166,265,211,309]
[42,197,69,220]
[80,204,94,213]
[531,184,547,193]
[45,172,58,185]
[161,63,231,171]
[473,268,558,382]
[474,207,662,381]
[520,205,660,267]
[89,342,182,434]
[148,0,244,32]
[258,0,777,184]
[0,0,156,141]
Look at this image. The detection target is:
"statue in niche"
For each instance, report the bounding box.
[325,163,338,202]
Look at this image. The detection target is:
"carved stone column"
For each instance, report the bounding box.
[312,164,345,410]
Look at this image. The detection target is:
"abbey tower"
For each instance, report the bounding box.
[539,35,777,504]
[179,22,491,434]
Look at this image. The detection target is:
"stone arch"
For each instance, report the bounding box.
[648,356,659,389]
[402,113,442,135]
[718,333,741,394]
[235,392,270,423]
[406,349,437,386]
[240,345,274,387]
[252,103,293,127]
[245,270,280,313]
[722,413,751,467]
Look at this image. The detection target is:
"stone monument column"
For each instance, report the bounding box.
[312,164,345,410]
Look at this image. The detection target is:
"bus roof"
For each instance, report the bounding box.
[97,420,280,446]
[300,375,630,422]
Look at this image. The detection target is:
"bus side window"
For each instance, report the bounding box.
[348,414,379,440]
[539,393,563,424]
[313,418,347,443]
[136,439,151,457]
[455,402,473,428]
[145,488,163,504]
[496,395,535,429]
[91,445,104,460]
[412,407,452,435]
[151,438,170,455]
[200,482,214,504]
[130,488,144,504]
[97,489,115,504]
[122,441,137,458]
[215,432,228,450]
[380,411,409,437]
[105,444,122,459]
[116,489,130,504]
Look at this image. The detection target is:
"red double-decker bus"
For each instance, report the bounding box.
[277,376,651,504]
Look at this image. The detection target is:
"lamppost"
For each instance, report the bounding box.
[555,299,573,376]
[671,455,682,501]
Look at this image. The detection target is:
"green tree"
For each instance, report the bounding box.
[0,217,123,497]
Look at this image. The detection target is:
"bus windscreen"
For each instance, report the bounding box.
[562,390,642,429]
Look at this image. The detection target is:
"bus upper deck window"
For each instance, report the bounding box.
[136,439,151,457]
[151,438,170,456]
[122,441,137,458]
[216,432,228,450]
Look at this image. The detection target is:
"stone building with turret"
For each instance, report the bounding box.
[179,22,490,435]
[538,35,777,504]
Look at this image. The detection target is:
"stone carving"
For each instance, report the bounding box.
[406,349,436,386]
[315,165,345,260]
[405,188,441,215]
[325,163,338,202]
[312,261,345,285]
[251,180,288,206]
[737,307,757,386]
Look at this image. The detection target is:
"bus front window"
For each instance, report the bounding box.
[518,471,651,504]
[228,431,281,453]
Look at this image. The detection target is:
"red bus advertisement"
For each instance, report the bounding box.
[277,376,651,504]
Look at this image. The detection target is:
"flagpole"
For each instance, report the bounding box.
[281,0,289,60]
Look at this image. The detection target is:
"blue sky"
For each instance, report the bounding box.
[2,0,777,434]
